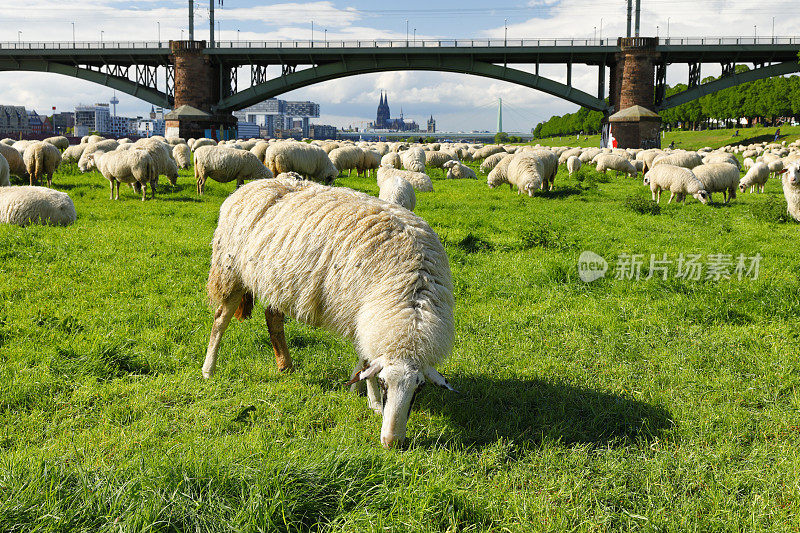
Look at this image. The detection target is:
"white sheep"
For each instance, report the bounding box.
[691,163,739,203]
[328,146,365,177]
[401,147,427,173]
[135,138,179,185]
[94,149,156,201]
[566,155,581,177]
[768,159,784,177]
[739,162,770,193]
[643,165,709,204]
[781,163,800,222]
[250,142,270,164]
[203,176,455,447]
[652,151,703,170]
[487,153,515,189]
[472,145,506,160]
[43,136,69,151]
[194,146,273,195]
[173,143,192,169]
[425,151,456,169]
[62,145,87,165]
[442,160,477,180]
[0,153,9,186]
[507,150,558,195]
[23,142,61,187]
[263,142,338,184]
[381,152,402,169]
[192,138,217,150]
[0,186,76,226]
[595,154,637,177]
[0,143,26,178]
[376,165,433,192]
[359,150,381,178]
[378,175,416,211]
[558,147,583,165]
[480,152,508,174]
[78,140,119,172]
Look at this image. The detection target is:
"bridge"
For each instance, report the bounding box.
[1,36,798,145]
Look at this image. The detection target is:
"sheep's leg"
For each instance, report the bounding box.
[202,296,242,378]
[150,180,157,200]
[668,192,675,204]
[236,178,244,189]
[651,190,657,201]
[115,181,120,200]
[47,173,52,188]
[265,308,292,372]
[141,180,147,201]
[109,179,115,200]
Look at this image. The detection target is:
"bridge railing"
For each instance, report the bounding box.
[658,36,800,45]
[0,41,169,50]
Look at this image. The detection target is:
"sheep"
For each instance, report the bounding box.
[742,157,755,170]
[558,147,583,165]
[78,140,119,172]
[250,141,270,164]
[166,137,186,146]
[0,143,27,178]
[192,138,217,151]
[768,159,784,177]
[23,142,61,187]
[135,138,179,185]
[425,151,456,168]
[595,154,637,177]
[173,143,192,169]
[739,162,770,193]
[643,165,709,204]
[702,152,740,169]
[62,144,87,165]
[579,148,603,163]
[203,176,455,447]
[263,142,338,184]
[442,160,477,180]
[0,153,9,186]
[691,163,739,203]
[381,152,402,169]
[194,146,273,195]
[480,152,507,174]
[86,134,105,144]
[376,165,433,192]
[42,136,69,152]
[507,150,558,195]
[378,175,416,211]
[0,186,76,226]
[401,147,427,173]
[566,155,581,177]
[13,140,35,155]
[94,149,157,201]
[472,145,506,160]
[652,151,703,170]
[487,153,515,189]
[0,138,14,146]
[358,150,381,179]
[781,163,800,222]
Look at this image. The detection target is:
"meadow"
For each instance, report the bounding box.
[1,147,800,531]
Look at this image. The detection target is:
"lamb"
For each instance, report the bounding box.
[381,152,401,169]
[378,175,416,211]
[566,155,581,177]
[0,142,27,178]
[0,153,9,186]
[376,165,433,192]
[595,154,637,177]
[480,152,508,173]
[487,153,515,189]
[739,162,770,193]
[643,165,709,204]
[203,177,455,447]
[263,142,338,184]
[425,151,456,168]
[691,163,739,203]
[781,163,800,222]
[23,142,61,187]
[652,152,703,170]
[194,146,273,195]
[0,186,76,226]
[442,160,477,180]
[506,150,558,195]
[94,149,157,201]
[172,143,192,169]
[401,147,427,173]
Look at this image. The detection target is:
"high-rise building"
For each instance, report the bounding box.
[52,112,75,134]
[74,103,111,137]
[233,98,320,138]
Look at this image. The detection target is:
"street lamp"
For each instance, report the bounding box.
[237,29,240,44]
[656,25,659,37]
[71,22,75,45]
[667,17,670,40]
[324,29,327,45]
[406,19,409,46]
[504,18,507,46]
[157,21,160,43]
[217,21,220,43]
[17,31,21,44]
[753,25,757,40]
[311,21,314,44]
[181,29,184,40]
[100,30,104,44]
[599,18,603,41]
[413,28,416,45]
[593,26,596,41]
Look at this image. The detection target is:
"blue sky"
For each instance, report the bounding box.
[0,0,797,132]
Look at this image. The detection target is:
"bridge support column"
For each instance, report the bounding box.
[168,40,237,140]
[608,37,661,149]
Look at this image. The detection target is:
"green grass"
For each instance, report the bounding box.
[2,155,800,531]
[535,125,800,151]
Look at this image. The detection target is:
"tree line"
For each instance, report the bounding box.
[533,67,800,138]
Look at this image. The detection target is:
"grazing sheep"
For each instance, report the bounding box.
[768,159,785,177]
[487,153,515,189]
[401,147,427,173]
[425,151,456,168]
[78,140,119,172]
[94,149,156,201]
[381,152,402,169]
[442,160,477,180]
[203,177,455,448]
[12,140,35,155]
[0,186,76,226]
[62,144,87,165]
[23,142,61,187]
[595,154,637,177]
[173,143,192,169]
[781,163,800,222]
[0,142,27,178]
[0,153,9,186]
[691,163,739,203]
[652,151,703,170]
[0,138,14,146]
[43,136,69,151]
[507,150,559,195]
[378,175,416,211]
[742,157,755,170]
[579,148,603,163]
[263,142,338,184]
[739,162,770,193]
[359,150,381,178]
[566,155,581,177]
[86,134,105,144]
[135,138,178,185]
[558,147,583,165]
[643,165,709,204]
[702,152,740,169]
[472,145,506,160]
[192,138,217,151]
[328,146,365,177]
[480,152,508,174]
[376,165,433,192]
[194,146,273,195]
[250,141,270,164]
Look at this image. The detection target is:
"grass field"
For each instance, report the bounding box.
[2,151,800,531]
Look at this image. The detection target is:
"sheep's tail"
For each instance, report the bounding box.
[32,149,43,185]
[234,291,254,321]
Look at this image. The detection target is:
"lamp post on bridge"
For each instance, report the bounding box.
[311,21,314,45]
[100,30,104,45]
[17,31,21,44]
[157,21,161,44]
[406,19,409,46]
[71,22,75,46]
[413,28,416,45]
[667,17,670,41]
[504,19,507,46]
[599,18,603,42]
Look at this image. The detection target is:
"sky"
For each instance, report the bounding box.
[0,0,798,132]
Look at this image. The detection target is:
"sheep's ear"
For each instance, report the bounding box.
[423,367,459,393]
[776,169,788,175]
[345,358,384,386]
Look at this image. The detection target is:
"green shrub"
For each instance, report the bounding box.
[624,194,661,215]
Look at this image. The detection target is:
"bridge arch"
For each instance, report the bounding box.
[0,59,173,108]
[215,57,610,113]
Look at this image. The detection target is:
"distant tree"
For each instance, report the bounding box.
[494,132,510,144]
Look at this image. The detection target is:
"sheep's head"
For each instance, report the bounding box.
[642,173,650,186]
[786,164,800,186]
[442,160,456,169]
[348,357,456,448]
[738,178,749,192]
[693,189,710,204]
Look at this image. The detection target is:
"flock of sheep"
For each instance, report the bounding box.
[1,131,799,447]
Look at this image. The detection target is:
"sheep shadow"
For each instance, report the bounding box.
[536,186,583,199]
[416,374,672,450]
